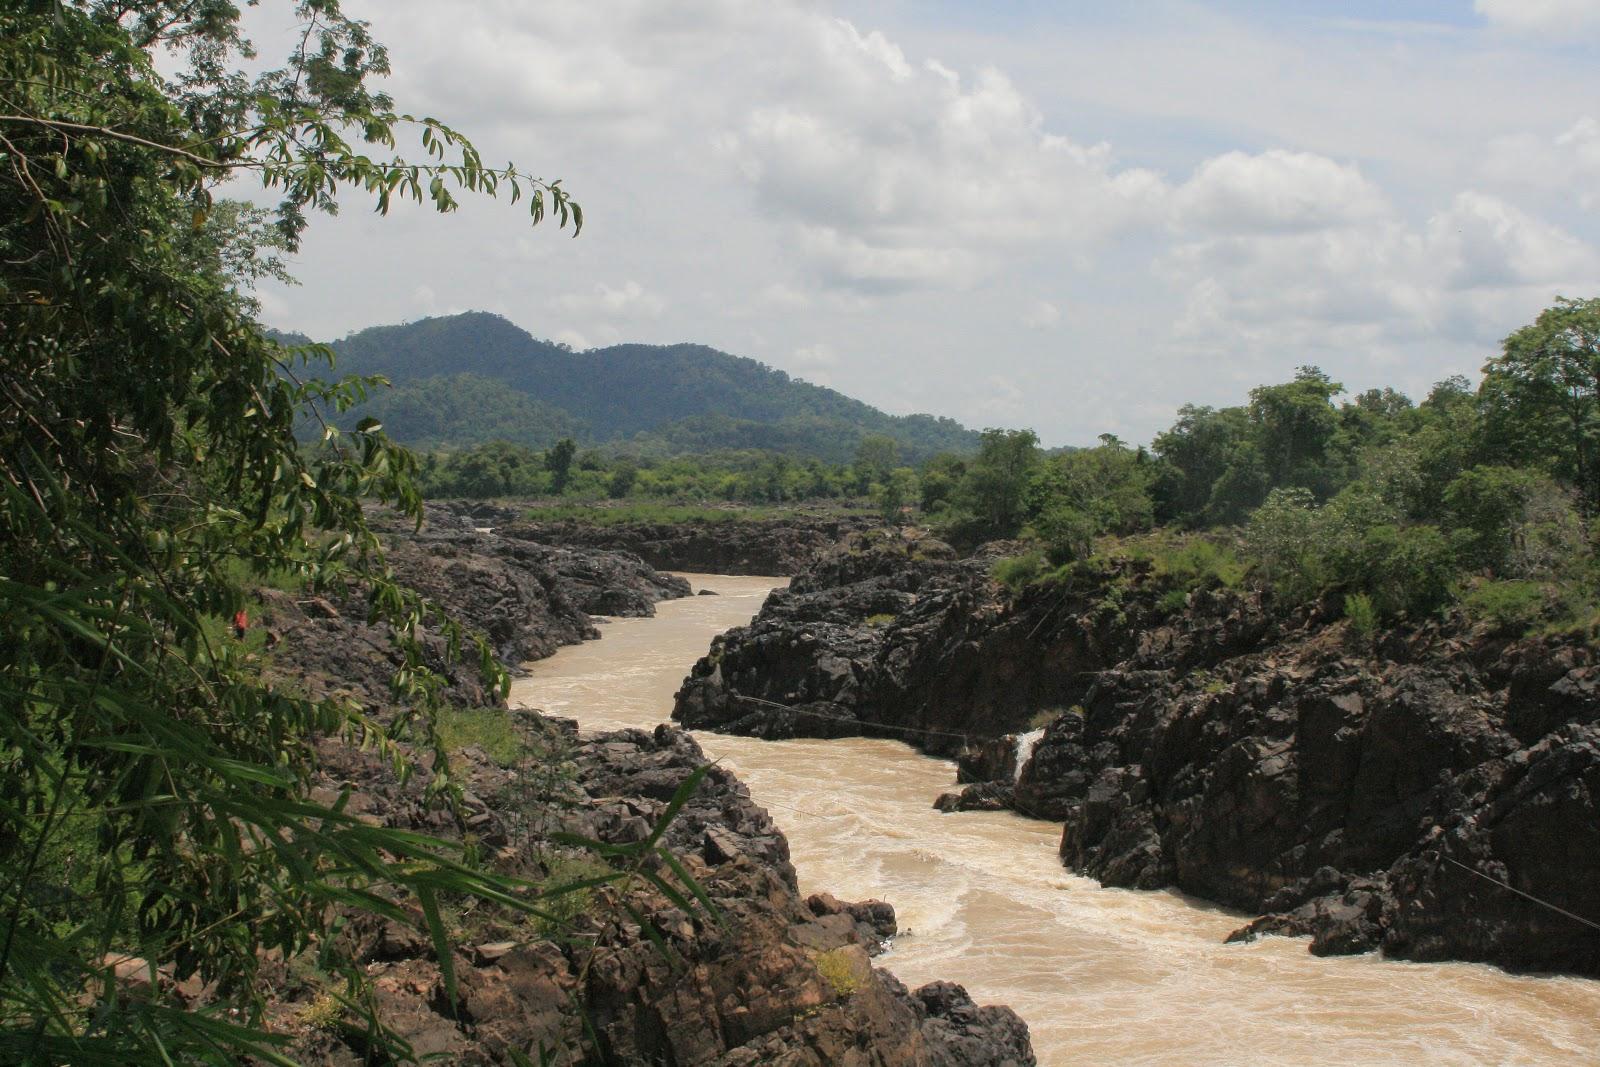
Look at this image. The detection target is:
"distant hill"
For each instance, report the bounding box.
[306,312,977,462]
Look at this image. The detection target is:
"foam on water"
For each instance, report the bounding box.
[512,573,1600,1067]
[1013,727,1046,782]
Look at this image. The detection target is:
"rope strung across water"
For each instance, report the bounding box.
[1443,856,1600,934]
[717,699,1600,935]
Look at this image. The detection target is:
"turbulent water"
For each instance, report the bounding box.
[510,574,1600,1066]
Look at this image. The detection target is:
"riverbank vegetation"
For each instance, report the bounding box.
[417,297,1600,638]
[966,300,1600,634]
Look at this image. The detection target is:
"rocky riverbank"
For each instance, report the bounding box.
[428,500,874,575]
[673,529,1600,976]
[252,519,1033,1065]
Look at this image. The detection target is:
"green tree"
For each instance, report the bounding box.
[876,467,919,525]
[1028,440,1155,539]
[545,436,578,493]
[0,3,585,1062]
[1151,404,1255,526]
[918,452,967,513]
[954,429,1041,540]
[1248,366,1344,497]
[1480,296,1600,508]
[852,433,899,493]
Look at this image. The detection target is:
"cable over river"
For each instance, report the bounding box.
[510,575,1600,1066]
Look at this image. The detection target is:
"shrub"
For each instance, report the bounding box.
[1033,503,1097,565]
[1149,536,1246,591]
[992,550,1049,592]
[435,708,528,766]
[1462,579,1552,632]
[1343,592,1378,640]
[813,948,866,998]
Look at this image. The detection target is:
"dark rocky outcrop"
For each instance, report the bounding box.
[264,721,1033,1065]
[673,531,1062,757]
[674,531,1600,975]
[259,517,690,705]
[495,510,876,576]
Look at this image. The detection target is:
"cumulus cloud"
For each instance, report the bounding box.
[713,21,1167,292]
[1161,185,1600,351]
[1483,117,1600,209]
[552,280,666,318]
[1173,150,1389,234]
[1475,0,1600,33]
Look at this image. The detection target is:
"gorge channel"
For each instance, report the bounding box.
[511,574,1600,1066]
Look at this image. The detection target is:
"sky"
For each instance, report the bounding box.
[249,0,1600,447]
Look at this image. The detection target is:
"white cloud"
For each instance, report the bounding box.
[1160,188,1600,353]
[1475,0,1600,33]
[715,24,1167,292]
[552,280,666,318]
[554,328,592,351]
[1022,300,1061,329]
[1173,150,1389,234]
[1483,116,1600,209]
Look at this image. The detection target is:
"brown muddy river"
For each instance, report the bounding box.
[510,574,1600,1066]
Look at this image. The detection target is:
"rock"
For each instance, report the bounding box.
[265,716,1034,1065]
[674,526,1600,975]
[492,508,876,575]
[258,513,692,714]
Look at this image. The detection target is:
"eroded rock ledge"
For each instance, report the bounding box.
[267,722,1033,1065]
[252,518,1032,1065]
[673,529,1600,976]
[430,500,874,576]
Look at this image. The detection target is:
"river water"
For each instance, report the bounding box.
[510,574,1600,1066]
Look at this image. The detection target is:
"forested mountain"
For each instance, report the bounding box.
[316,311,977,461]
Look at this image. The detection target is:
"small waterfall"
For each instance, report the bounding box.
[1013,728,1045,783]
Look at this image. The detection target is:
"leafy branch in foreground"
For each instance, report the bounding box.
[0,2,590,1063]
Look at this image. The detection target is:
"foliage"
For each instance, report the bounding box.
[525,503,804,525]
[875,467,919,525]
[1479,297,1600,508]
[545,437,578,494]
[0,2,593,1062]
[1145,536,1247,592]
[1245,487,1456,619]
[992,550,1050,593]
[918,452,967,513]
[945,428,1041,542]
[333,373,584,451]
[434,707,529,767]
[417,440,867,504]
[1461,579,1554,632]
[1032,502,1098,565]
[812,948,866,999]
[1025,440,1155,563]
[1343,593,1379,641]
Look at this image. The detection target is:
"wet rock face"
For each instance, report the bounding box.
[1034,619,1600,974]
[675,530,1600,975]
[673,532,1084,758]
[269,721,1034,1066]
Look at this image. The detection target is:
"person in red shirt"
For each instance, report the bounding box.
[232,609,248,640]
